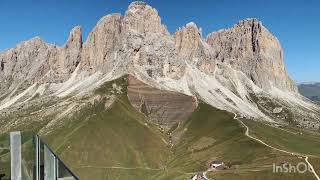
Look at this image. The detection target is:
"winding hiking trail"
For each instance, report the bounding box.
[77,165,162,171]
[305,157,320,180]
[235,114,320,180]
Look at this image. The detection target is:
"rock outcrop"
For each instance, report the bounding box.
[0,26,83,94]
[0,38,55,92]
[206,18,297,92]
[81,14,122,73]
[55,26,82,77]
[174,22,215,74]
[123,1,168,36]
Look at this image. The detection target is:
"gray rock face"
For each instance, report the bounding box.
[0,38,55,92]
[81,14,122,73]
[206,18,297,92]
[0,27,82,95]
[123,1,168,36]
[56,26,82,77]
[122,1,187,79]
[174,22,215,74]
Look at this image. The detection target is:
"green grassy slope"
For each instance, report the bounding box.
[41,77,170,180]
[151,103,315,180]
[243,120,320,157]
[41,83,320,180]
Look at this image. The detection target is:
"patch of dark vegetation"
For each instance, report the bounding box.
[147,69,152,77]
[0,61,4,71]
[140,101,150,117]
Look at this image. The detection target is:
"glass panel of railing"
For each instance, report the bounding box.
[20,131,36,180]
[0,132,77,180]
[44,145,56,180]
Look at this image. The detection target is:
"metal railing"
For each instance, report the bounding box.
[0,131,78,180]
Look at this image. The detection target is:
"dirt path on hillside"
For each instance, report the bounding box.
[235,114,320,180]
[77,165,162,171]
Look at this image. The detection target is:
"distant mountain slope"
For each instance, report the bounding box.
[299,82,320,102]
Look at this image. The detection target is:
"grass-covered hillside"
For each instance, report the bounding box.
[44,93,320,179]
[152,103,317,180]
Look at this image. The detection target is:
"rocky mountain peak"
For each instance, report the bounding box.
[81,13,122,73]
[54,26,83,79]
[16,36,44,49]
[237,18,261,26]
[206,18,297,92]
[124,1,168,35]
[174,22,201,57]
[64,26,82,49]
[174,22,215,74]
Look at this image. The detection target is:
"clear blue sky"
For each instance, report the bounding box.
[0,0,319,83]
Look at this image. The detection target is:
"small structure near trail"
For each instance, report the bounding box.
[209,160,230,170]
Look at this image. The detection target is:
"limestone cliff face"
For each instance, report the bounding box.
[81,14,122,73]
[123,1,168,36]
[0,38,55,93]
[122,1,186,79]
[79,1,186,79]
[0,27,82,95]
[56,26,82,76]
[174,22,215,74]
[206,18,297,92]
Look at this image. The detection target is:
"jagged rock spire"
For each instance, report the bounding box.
[65,26,82,50]
[123,1,168,35]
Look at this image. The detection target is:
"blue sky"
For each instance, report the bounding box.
[0,0,319,83]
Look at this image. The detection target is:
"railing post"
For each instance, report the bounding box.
[10,131,22,180]
[35,135,40,180]
[54,157,58,180]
